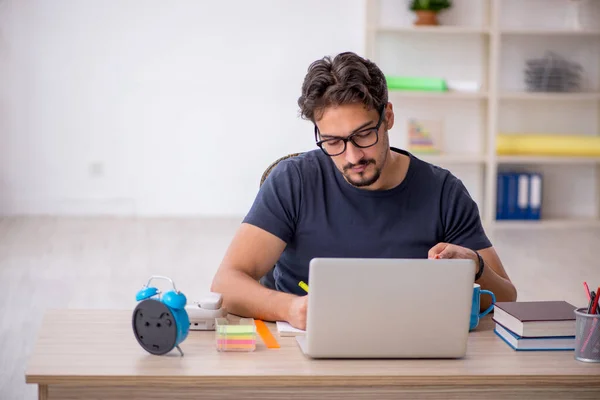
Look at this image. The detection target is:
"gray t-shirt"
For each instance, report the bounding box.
[243,147,492,296]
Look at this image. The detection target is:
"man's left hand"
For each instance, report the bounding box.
[428,242,477,263]
[429,243,518,304]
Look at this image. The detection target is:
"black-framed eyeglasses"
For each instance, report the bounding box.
[314,105,385,157]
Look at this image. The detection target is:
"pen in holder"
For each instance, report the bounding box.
[574,307,600,363]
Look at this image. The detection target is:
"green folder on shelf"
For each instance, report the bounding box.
[386,76,447,92]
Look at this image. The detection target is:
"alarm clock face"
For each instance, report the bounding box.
[132,299,178,355]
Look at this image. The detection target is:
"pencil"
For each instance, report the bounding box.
[298,281,309,293]
[584,282,591,301]
[592,287,600,314]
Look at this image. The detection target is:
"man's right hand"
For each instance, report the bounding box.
[287,295,308,330]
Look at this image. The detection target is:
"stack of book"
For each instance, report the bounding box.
[493,301,577,351]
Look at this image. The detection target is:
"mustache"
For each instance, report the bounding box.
[344,159,375,171]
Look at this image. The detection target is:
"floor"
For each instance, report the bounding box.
[1,217,598,399]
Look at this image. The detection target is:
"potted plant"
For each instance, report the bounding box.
[409,0,452,26]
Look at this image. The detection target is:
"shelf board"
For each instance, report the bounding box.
[499,92,600,101]
[389,90,488,100]
[417,154,486,164]
[373,26,490,35]
[497,155,600,165]
[491,219,600,230]
[501,29,600,36]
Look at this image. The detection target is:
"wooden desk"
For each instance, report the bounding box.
[26,309,600,400]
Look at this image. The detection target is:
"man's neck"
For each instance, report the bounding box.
[372,149,410,191]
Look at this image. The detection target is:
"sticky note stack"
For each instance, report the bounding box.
[215,318,256,352]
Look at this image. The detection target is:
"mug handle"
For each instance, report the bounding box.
[478,290,496,318]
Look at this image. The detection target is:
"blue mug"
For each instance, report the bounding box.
[470,283,496,330]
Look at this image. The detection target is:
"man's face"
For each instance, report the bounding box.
[315,103,392,189]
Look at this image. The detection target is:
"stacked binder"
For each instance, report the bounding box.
[496,172,543,220]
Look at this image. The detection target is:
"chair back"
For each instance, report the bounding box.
[260,153,302,187]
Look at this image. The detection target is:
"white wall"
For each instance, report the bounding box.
[2,0,599,219]
[0,0,364,216]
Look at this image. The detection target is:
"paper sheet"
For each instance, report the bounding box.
[276,321,305,336]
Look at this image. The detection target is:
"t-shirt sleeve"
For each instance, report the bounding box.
[441,176,492,250]
[242,160,302,244]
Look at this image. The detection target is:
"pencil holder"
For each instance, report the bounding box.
[215,318,256,352]
[574,307,600,363]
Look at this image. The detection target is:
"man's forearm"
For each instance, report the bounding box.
[211,269,295,322]
[477,262,517,310]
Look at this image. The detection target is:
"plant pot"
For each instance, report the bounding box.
[414,10,439,26]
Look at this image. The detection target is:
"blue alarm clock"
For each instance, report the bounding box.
[132,275,190,356]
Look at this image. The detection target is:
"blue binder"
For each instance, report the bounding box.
[517,173,530,219]
[506,173,518,220]
[528,173,543,220]
[496,174,505,220]
[496,172,543,221]
[496,172,512,220]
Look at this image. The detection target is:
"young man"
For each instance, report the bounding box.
[211,52,517,330]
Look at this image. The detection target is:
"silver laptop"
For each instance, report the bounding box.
[296,257,475,359]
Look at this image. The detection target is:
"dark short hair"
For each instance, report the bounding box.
[297,52,388,122]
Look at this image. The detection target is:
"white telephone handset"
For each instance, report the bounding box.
[185,292,227,330]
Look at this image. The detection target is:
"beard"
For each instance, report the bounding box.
[343,158,382,187]
[341,131,390,188]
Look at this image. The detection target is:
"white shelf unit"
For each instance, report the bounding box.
[389,90,488,100]
[492,218,600,230]
[497,156,600,165]
[499,92,600,101]
[365,0,600,229]
[419,154,487,165]
[374,26,491,35]
[500,29,600,36]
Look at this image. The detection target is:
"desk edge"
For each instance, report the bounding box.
[24,374,600,387]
